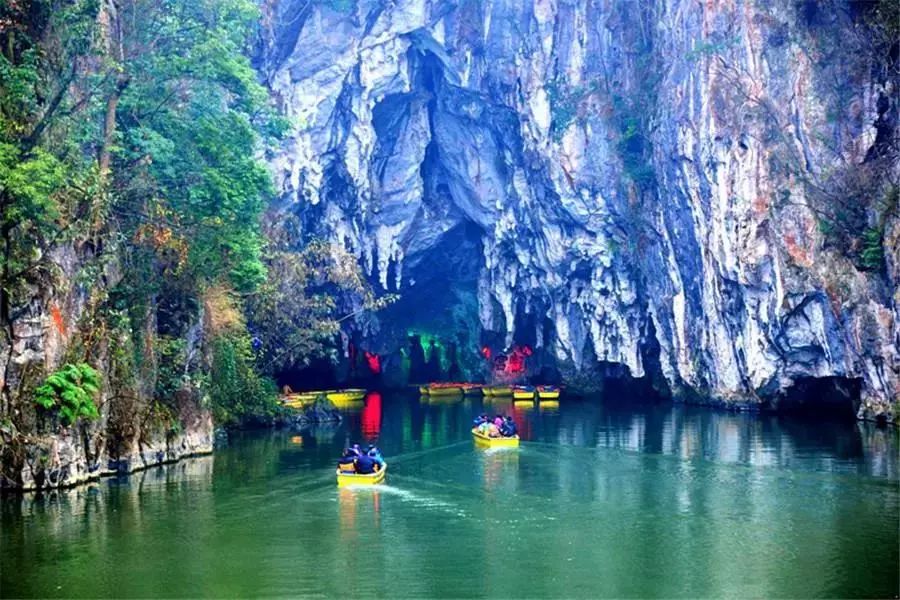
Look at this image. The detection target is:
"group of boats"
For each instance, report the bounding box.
[281,384,561,409]
[280,388,366,409]
[280,384,546,485]
[418,383,561,400]
[336,423,521,485]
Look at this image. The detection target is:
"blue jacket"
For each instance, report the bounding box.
[355,454,377,474]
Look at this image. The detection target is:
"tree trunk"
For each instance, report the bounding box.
[98,75,129,180]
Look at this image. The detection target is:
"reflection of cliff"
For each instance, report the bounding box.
[258,0,898,421]
[550,401,897,478]
[1,454,215,596]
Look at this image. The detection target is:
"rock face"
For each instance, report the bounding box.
[257,0,898,420]
[0,241,213,491]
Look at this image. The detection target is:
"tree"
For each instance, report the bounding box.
[246,237,398,376]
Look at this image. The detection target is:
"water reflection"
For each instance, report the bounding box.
[478,448,520,494]
[544,399,898,478]
[2,394,897,598]
[537,400,560,414]
[361,391,382,441]
[338,487,382,540]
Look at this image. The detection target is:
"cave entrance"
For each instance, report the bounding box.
[372,220,485,385]
[776,377,861,421]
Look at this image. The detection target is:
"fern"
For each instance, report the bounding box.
[859,226,884,271]
[32,363,101,426]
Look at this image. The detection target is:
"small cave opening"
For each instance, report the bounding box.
[557,331,670,402]
[368,219,486,386]
[775,376,861,421]
[274,358,340,393]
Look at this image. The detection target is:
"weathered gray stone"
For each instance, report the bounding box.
[258,0,898,420]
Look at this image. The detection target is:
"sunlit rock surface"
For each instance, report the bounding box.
[257,0,898,420]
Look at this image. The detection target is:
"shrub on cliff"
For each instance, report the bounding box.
[33,363,100,427]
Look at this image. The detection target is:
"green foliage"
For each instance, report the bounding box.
[2,0,395,432]
[111,0,280,294]
[1,0,288,429]
[209,332,277,426]
[859,226,884,271]
[154,336,187,402]
[545,77,601,141]
[33,363,101,426]
[615,115,656,187]
[246,238,398,375]
[816,185,897,272]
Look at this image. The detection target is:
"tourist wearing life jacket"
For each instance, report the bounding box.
[367,445,384,468]
[355,453,378,474]
[337,449,357,473]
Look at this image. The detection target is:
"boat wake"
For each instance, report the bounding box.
[384,440,470,464]
[369,484,468,518]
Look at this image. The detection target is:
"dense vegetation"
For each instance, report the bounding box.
[0,0,379,437]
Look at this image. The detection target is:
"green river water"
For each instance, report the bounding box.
[2,393,898,598]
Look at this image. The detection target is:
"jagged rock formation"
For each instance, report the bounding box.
[257,0,898,420]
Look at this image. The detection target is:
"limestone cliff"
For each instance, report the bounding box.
[0,240,213,491]
[257,0,898,419]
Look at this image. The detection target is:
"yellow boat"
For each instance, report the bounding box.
[483,386,513,397]
[425,386,463,396]
[512,386,535,400]
[418,385,429,394]
[336,463,387,486]
[536,385,560,399]
[325,389,366,402]
[472,428,520,448]
[462,385,483,396]
[280,392,319,409]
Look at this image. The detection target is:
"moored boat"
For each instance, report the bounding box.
[423,383,464,396]
[325,389,366,403]
[536,385,560,399]
[512,385,535,400]
[472,428,520,448]
[483,385,513,397]
[279,392,319,408]
[336,463,387,486]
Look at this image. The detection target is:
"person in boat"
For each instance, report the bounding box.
[493,415,504,428]
[355,452,378,474]
[367,445,384,468]
[473,413,488,427]
[501,416,517,437]
[350,444,363,457]
[338,449,357,473]
[478,416,494,435]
